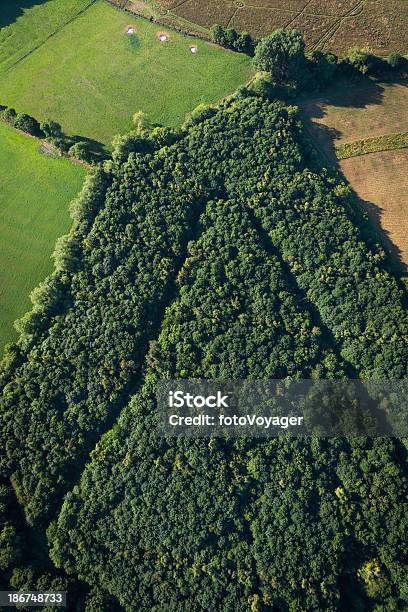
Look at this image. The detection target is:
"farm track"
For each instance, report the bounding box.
[227,6,240,28]
[285,0,315,28]
[168,0,190,11]
[3,0,97,73]
[312,0,367,51]
[243,6,334,17]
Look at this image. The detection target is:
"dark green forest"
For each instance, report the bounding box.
[0,94,407,610]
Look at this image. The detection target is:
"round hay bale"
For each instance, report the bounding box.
[157,31,170,42]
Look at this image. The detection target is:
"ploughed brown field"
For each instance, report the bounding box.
[301,79,408,149]
[122,0,408,55]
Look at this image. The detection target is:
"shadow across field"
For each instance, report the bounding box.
[70,134,109,161]
[359,192,407,275]
[126,32,141,51]
[0,0,51,30]
[301,75,386,162]
[300,75,408,275]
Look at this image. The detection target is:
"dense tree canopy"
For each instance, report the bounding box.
[0,94,407,610]
[211,24,255,55]
[50,199,407,610]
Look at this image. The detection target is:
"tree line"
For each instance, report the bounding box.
[0,105,99,163]
[211,25,407,94]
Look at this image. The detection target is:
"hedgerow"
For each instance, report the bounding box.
[336,132,408,159]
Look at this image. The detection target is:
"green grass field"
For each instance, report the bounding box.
[0,0,252,146]
[0,122,86,350]
[0,0,93,72]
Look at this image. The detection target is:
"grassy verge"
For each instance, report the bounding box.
[0,122,85,350]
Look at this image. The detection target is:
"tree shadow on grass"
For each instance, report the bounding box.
[300,74,408,276]
[71,134,110,162]
[126,33,141,51]
[0,0,51,30]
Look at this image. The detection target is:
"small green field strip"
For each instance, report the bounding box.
[336,131,408,159]
[0,122,86,350]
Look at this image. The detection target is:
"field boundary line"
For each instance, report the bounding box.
[168,0,190,12]
[106,0,213,39]
[227,6,240,28]
[245,3,336,17]
[237,5,336,18]
[4,0,97,73]
[242,5,297,15]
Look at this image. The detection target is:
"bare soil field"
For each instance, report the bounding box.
[301,78,408,272]
[231,7,293,39]
[341,150,408,273]
[145,0,408,54]
[289,13,338,47]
